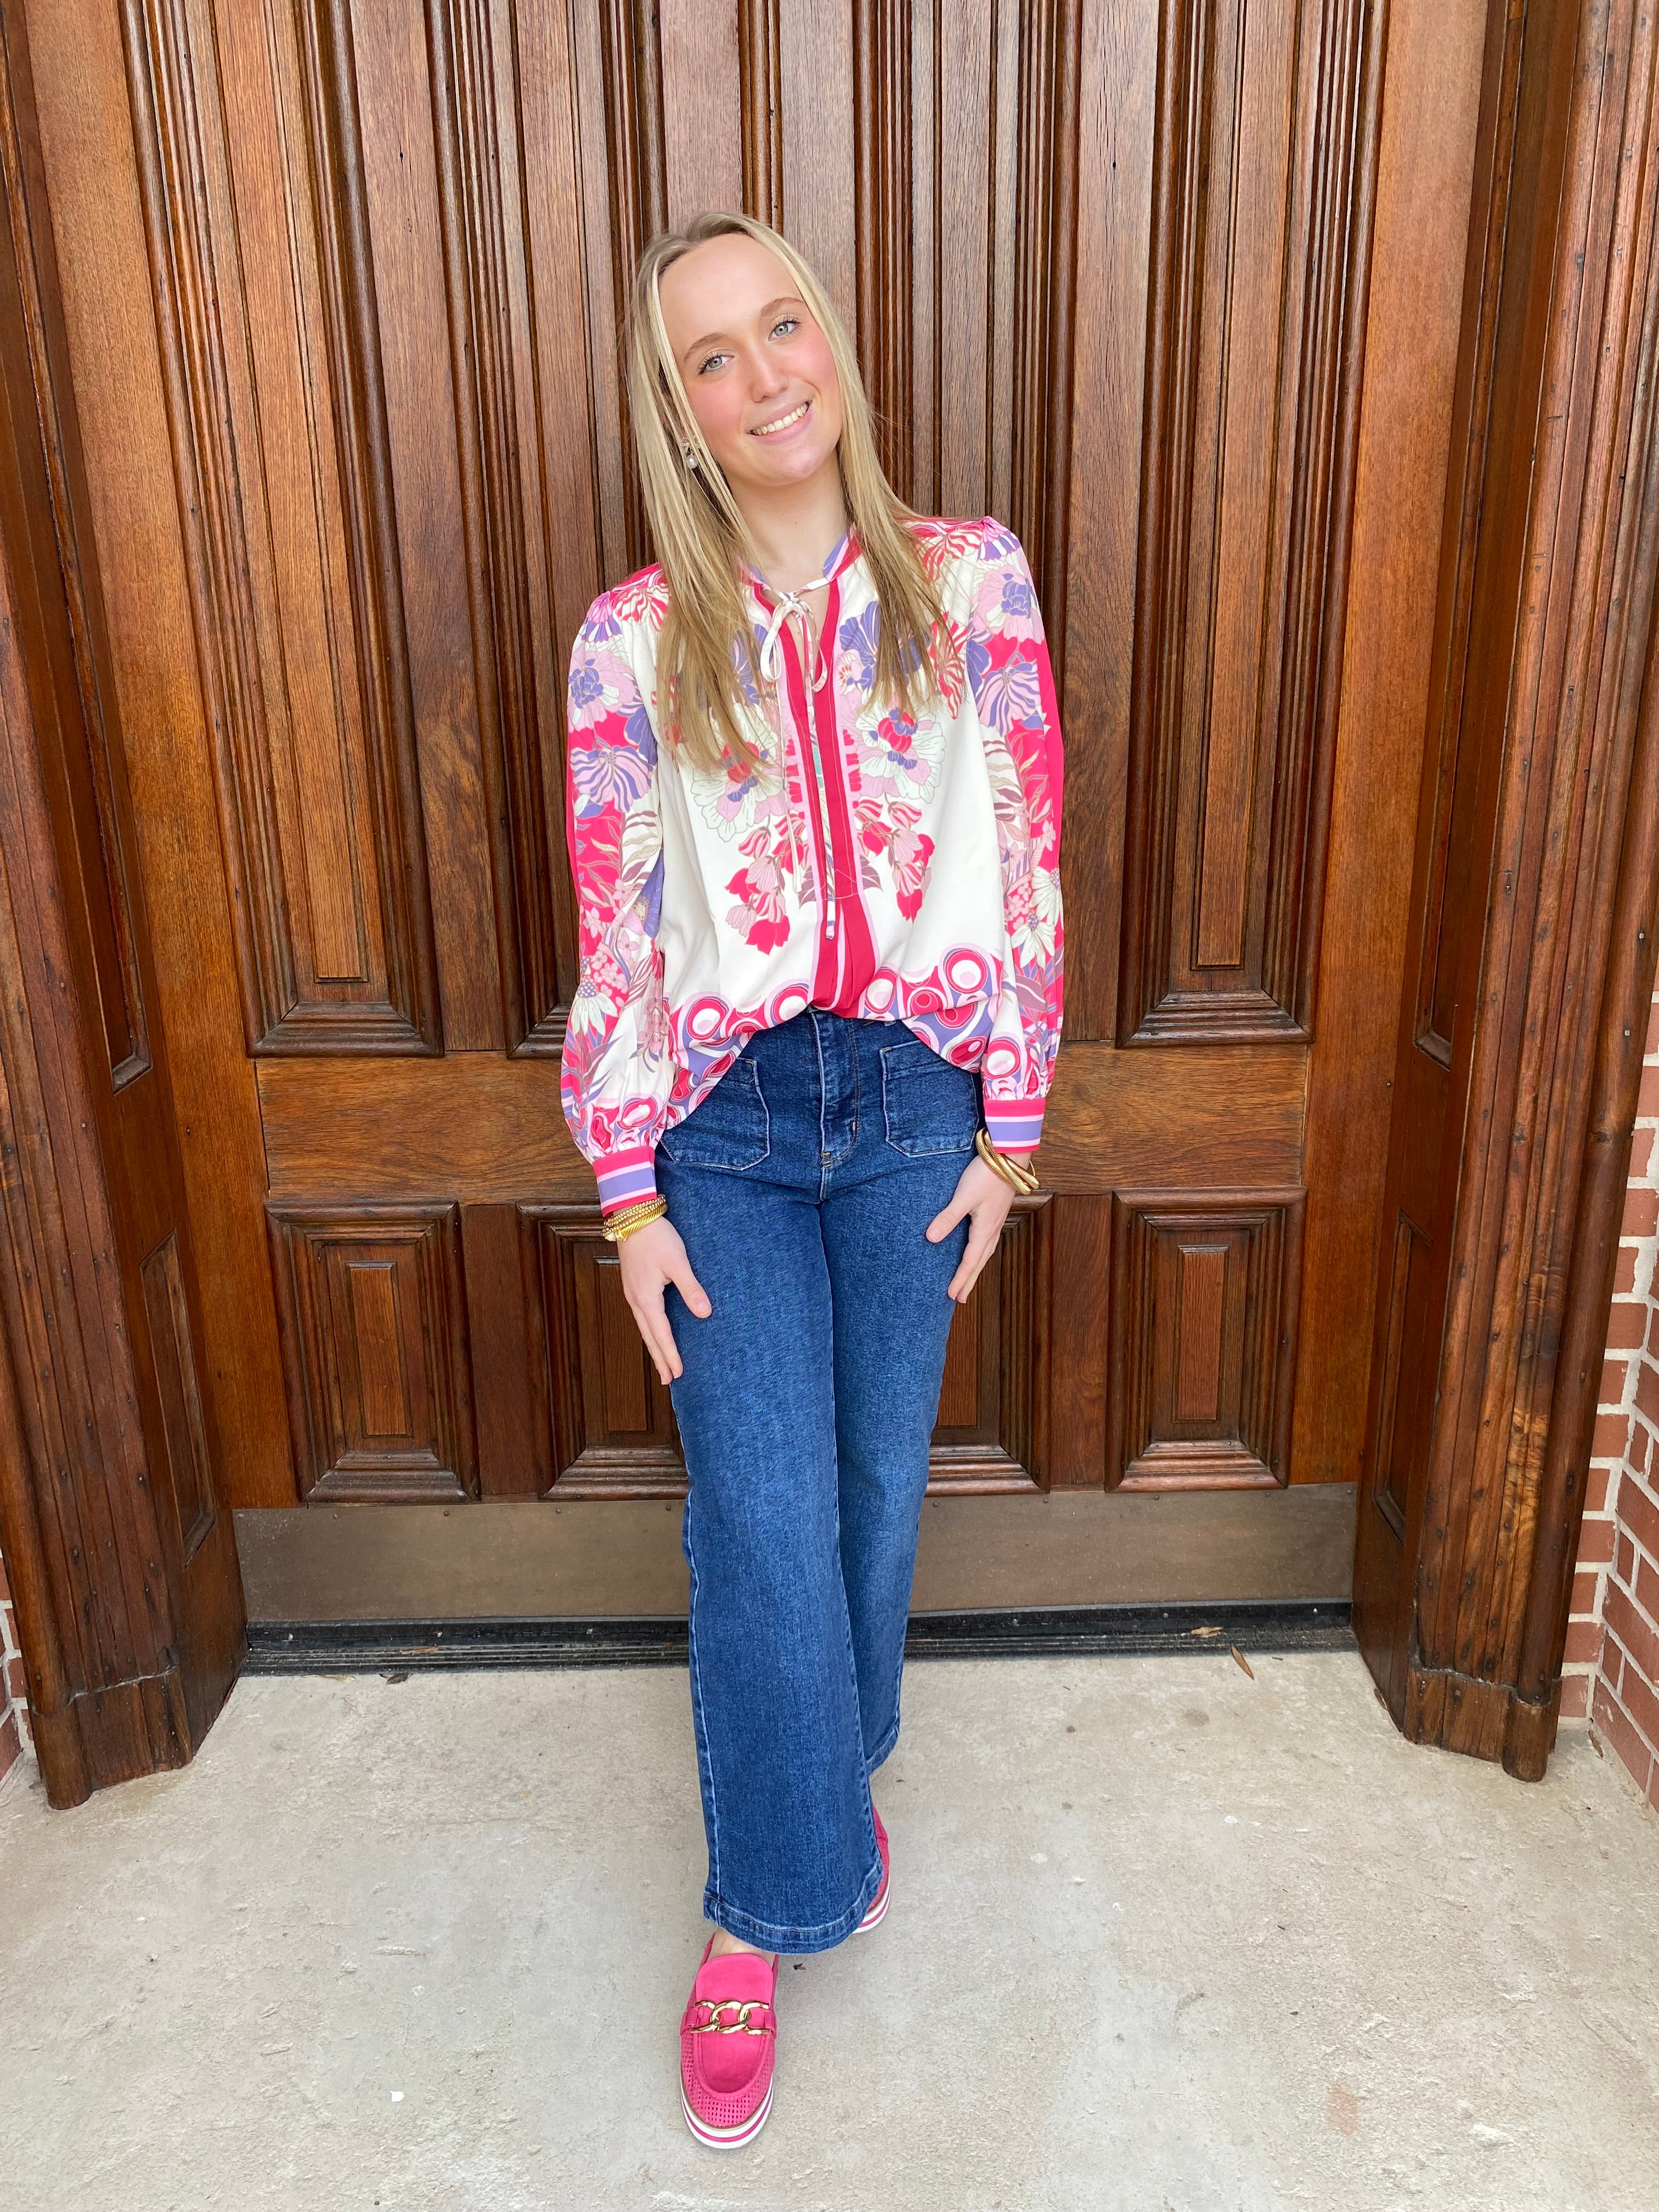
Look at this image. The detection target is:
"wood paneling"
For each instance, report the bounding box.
[851,0,1081,634]
[256,1040,1308,1199]
[930,1192,1052,1491]
[0,3,243,1806]
[122,0,441,1054]
[140,1231,219,1561]
[1108,1189,1303,1488]
[266,1202,477,1500]
[522,1203,685,1496]
[1356,0,1659,1776]
[1119,0,1383,1045]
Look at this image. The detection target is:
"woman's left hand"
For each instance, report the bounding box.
[925,1153,1018,1302]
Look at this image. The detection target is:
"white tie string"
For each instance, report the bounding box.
[756,583,831,692]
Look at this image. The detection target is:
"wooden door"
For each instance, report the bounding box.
[13,1,1487,1577]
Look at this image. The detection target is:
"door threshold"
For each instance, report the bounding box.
[242,1597,1352,1674]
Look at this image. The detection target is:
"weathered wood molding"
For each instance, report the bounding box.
[1356,0,1659,1778]
[0,5,243,1807]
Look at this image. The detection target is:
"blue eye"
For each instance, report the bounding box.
[697,351,731,376]
[771,317,799,339]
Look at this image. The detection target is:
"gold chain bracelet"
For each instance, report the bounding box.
[974,1126,1041,1195]
[601,1195,668,1243]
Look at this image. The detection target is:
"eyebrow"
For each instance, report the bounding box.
[679,295,806,365]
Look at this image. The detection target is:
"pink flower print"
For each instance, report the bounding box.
[571,714,654,814]
[836,605,879,697]
[870,713,931,803]
[968,630,1043,735]
[725,833,791,953]
[888,810,934,920]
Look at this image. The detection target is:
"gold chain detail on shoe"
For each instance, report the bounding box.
[601,1195,668,1242]
[689,1999,776,2036]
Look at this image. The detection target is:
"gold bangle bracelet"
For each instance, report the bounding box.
[974,1126,1041,1194]
[601,1195,668,1242]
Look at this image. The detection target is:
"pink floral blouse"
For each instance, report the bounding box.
[560,515,1065,1215]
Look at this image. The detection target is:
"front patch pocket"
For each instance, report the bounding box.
[879,1033,982,1157]
[657,1052,771,1171]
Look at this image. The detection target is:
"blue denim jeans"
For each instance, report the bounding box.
[657,1010,980,1953]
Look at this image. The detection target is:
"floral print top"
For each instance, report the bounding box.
[561,515,1065,1215]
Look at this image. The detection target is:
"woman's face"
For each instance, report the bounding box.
[657,233,844,498]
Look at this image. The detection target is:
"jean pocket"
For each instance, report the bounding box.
[878,1033,982,1157]
[658,1053,771,1171]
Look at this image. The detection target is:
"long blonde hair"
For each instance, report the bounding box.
[627,211,955,774]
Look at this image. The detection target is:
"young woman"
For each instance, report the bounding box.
[561,211,1064,2147]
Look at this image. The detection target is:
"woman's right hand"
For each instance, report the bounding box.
[617,1215,712,1384]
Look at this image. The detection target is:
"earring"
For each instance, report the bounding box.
[680,441,698,470]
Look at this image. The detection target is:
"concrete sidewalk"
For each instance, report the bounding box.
[1,1648,1653,2212]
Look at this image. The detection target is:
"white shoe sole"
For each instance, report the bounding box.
[681,2078,774,2148]
[854,1877,890,1933]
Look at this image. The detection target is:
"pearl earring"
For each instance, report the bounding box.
[681,441,698,470]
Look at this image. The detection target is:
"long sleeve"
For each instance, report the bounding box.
[965,521,1065,1155]
[560,587,675,1215]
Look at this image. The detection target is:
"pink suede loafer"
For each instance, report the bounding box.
[855,1804,890,1933]
[679,1939,779,2148]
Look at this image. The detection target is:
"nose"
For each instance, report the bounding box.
[744,346,789,404]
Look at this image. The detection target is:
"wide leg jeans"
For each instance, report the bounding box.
[657,1009,980,1953]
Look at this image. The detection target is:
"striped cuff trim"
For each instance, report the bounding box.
[981,1096,1045,1153]
[595,1147,659,1215]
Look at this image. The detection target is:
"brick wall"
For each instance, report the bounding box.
[0,1553,32,1785]
[1564,985,1659,1816]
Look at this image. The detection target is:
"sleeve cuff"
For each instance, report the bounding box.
[594,1144,660,1215]
[981,1093,1046,1155]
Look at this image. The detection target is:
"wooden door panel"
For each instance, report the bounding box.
[1122,0,1378,1045]
[21,1,1487,1550]
[266,1201,477,1499]
[1107,1188,1304,1487]
[124,0,442,1054]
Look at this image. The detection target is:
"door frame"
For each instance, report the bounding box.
[0,0,1655,1805]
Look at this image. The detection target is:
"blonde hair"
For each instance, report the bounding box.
[627,211,956,774]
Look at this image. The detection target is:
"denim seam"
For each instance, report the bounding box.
[684,1503,722,1909]
[657,1063,770,1172]
[879,1053,980,1157]
[701,1861,882,1953]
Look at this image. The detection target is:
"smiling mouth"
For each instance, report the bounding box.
[750,398,810,438]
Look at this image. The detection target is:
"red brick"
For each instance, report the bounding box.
[1622,1186,1659,1238]
[1559,1671,1592,1720]
[0,1556,10,1604]
[1604,1581,1659,1682]
[1635,1549,1659,1626]
[1584,1459,1616,1511]
[1635,1359,1659,1428]
[1570,1565,1603,1617]
[1593,1415,1628,1469]
[1564,1617,1606,1666]
[1615,1246,1639,1297]
[1630,1127,1656,1182]
[1577,1516,1616,1567]
[1607,1299,1649,1350]
[1632,1415,1658,1482]
[1592,1677,1656,1796]
[1600,1355,1632,1408]
[1616,1661,1659,1758]
[0,1705,19,1785]
[1617,1531,1638,1587]
[1641,1064,1659,1116]
[1646,995,1659,1055]
[1615,1474,1659,1562]
[1649,1761,1659,1818]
